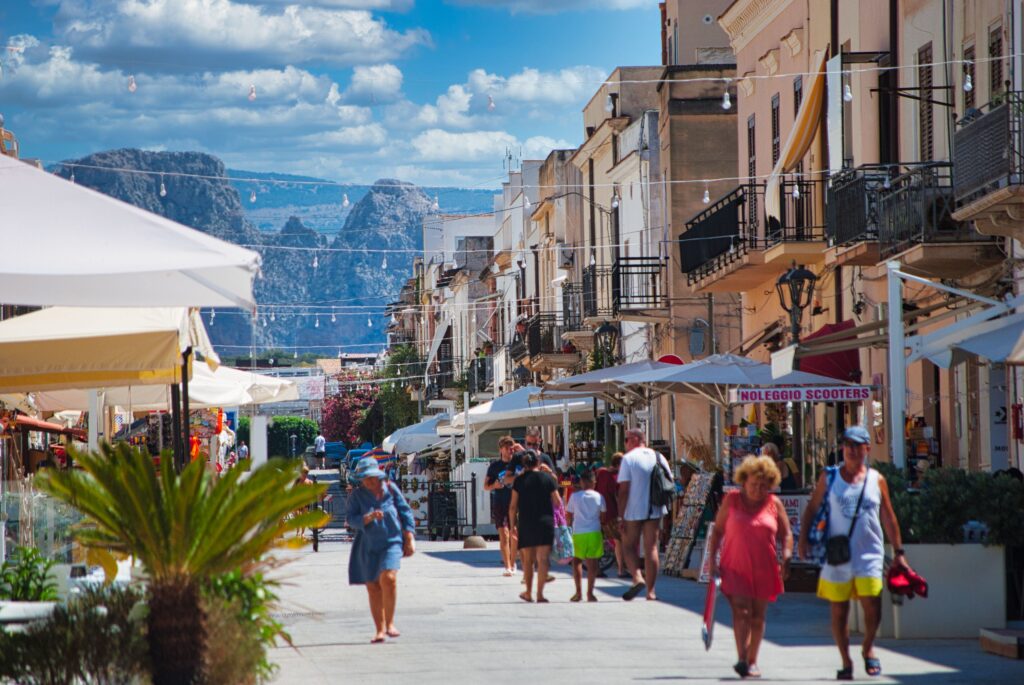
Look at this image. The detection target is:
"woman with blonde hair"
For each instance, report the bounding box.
[708,455,793,679]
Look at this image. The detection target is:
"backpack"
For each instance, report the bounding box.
[648,454,675,515]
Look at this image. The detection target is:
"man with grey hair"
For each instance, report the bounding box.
[617,428,671,601]
[523,427,555,472]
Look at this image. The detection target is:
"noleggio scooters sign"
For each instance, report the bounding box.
[728,386,872,403]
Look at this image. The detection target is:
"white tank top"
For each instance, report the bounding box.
[820,467,884,582]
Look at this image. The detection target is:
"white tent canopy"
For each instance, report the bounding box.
[542,359,676,400]
[381,414,449,455]
[0,155,261,309]
[624,353,851,407]
[0,307,217,394]
[30,365,298,412]
[450,386,601,431]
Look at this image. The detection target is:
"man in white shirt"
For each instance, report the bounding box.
[617,428,670,601]
[314,432,327,469]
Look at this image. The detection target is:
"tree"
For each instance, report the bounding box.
[359,346,422,444]
[35,443,327,685]
[322,382,378,446]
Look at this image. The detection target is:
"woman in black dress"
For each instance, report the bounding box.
[510,452,563,603]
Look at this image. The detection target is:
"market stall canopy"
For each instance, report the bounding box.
[912,312,1024,368]
[450,386,602,431]
[623,353,851,407]
[30,364,297,412]
[541,359,678,401]
[381,414,449,455]
[0,155,260,309]
[0,306,217,394]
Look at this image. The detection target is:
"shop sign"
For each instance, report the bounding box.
[729,386,871,404]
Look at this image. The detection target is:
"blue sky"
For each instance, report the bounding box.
[0,0,661,187]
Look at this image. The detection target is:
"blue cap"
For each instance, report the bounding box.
[352,456,386,481]
[842,425,871,445]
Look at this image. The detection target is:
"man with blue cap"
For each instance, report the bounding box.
[347,456,416,643]
[799,425,911,680]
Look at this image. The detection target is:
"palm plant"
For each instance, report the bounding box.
[35,442,328,685]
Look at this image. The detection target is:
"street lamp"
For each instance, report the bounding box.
[594,321,620,369]
[775,262,817,471]
[513,363,531,388]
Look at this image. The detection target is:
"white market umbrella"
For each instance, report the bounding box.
[451,386,600,431]
[31,365,298,412]
[542,359,676,401]
[381,414,449,455]
[624,353,849,407]
[0,155,260,309]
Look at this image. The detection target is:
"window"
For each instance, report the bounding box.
[747,114,757,225]
[793,76,803,115]
[771,94,781,165]
[963,44,976,110]
[918,43,934,161]
[989,25,1004,96]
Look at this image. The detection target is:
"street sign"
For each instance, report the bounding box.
[728,386,871,404]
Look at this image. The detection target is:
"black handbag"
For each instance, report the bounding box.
[825,468,869,566]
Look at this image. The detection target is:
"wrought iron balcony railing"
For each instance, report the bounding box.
[583,265,615,319]
[878,163,990,259]
[953,91,1024,205]
[467,356,493,394]
[562,283,585,331]
[680,179,826,283]
[826,165,890,245]
[613,256,667,311]
[526,314,577,357]
[388,328,417,345]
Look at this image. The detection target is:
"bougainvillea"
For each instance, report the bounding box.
[321,377,379,447]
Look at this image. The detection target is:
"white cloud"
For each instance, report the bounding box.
[241,1,414,9]
[447,0,656,13]
[411,129,568,162]
[344,64,404,103]
[470,66,607,105]
[48,0,429,68]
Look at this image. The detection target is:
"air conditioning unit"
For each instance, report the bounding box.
[559,245,574,268]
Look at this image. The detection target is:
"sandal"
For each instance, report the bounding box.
[733,661,748,678]
[836,666,853,680]
[746,664,762,678]
[587,595,598,602]
[570,592,582,602]
[622,582,646,601]
[518,592,533,603]
[864,656,882,677]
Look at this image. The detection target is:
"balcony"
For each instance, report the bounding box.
[825,165,889,267]
[388,328,417,346]
[880,163,1000,277]
[525,314,580,372]
[680,179,826,293]
[952,92,1024,238]
[612,256,669,322]
[582,265,615,321]
[429,355,464,400]
[467,356,494,396]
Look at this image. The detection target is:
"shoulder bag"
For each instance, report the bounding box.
[806,466,837,563]
[825,468,869,566]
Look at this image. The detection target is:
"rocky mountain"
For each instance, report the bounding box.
[54,149,488,354]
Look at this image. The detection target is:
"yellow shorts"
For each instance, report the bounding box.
[817,576,884,602]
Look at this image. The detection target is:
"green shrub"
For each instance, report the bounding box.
[204,570,290,682]
[202,594,264,685]
[0,547,58,601]
[268,416,319,458]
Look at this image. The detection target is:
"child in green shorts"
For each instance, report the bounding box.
[566,470,606,602]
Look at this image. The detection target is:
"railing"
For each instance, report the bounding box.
[562,283,585,331]
[878,163,989,259]
[680,179,826,283]
[826,165,890,245]
[953,91,1024,204]
[467,356,493,394]
[583,265,615,319]
[388,328,417,345]
[526,314,571,357]
[613,256,666,310]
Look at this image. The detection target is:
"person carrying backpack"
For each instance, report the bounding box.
[616,428,673,601]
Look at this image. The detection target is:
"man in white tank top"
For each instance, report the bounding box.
[798,426,912,680]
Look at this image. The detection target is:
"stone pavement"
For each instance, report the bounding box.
[269,540,1024,684]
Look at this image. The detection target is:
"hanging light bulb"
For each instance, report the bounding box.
[611,191,620,210]
[590,251,597,267]
[843,83,853,102]
[702,187,711,204]
[270,310,276,322]
[312,253,319,269]
[331,311,337,323]
[159,176,167,198]
[390,313,398,325]
[964,71,974,92]
[381,255,388,269]
[722,90,732,110]
[69,171,75,184]
[487,94,496,112]
[248,84,257,102]
[432,195,440,211]
[262,316,267,327]
[604,93,614,113]
[127,75,137,93]
[883,173,891,190]
[249,190,257,203]
[524,196,531,209]
[342,193,350,209]
[367,318,373,328]
[792,183,801,199]
[209,308,216,325]
[294,349,298,359]
[315,315,320,328]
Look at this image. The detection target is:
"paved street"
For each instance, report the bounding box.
[269,540,1023,684]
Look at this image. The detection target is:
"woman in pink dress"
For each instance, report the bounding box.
[708,455,793,679]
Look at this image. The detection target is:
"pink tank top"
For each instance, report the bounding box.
[719,491,783,601]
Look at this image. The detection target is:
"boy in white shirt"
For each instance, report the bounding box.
[566,470,606,602]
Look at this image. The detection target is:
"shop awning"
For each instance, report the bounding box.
[799,320,862,382]
[450,386,602,430]
[424,319,451,369]
[0,154,260,309]
[542,359,677,403]
[913,312,1024,368]
[0,306,217,393]
[765,50,828,225]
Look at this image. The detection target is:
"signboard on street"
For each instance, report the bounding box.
[729,386,871,404]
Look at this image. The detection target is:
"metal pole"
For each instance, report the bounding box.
[670,393,679,472]
[791,310,804,475]
[887,260,907,469]
[470,472,478,535]
[181,347,192,470]
[709,294,722,467]
[171,383,182,470]
[562,402,570,468]
[464,390,471,459]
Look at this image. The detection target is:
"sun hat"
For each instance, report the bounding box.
[842,425,871,445]
[352,456,386,481]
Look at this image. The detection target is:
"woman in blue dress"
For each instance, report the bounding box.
[347,457,416,643]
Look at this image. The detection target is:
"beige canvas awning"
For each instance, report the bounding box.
[0,307,217,393]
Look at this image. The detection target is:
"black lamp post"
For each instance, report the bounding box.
[513,363,531,388]
[594,321,620,369]
[775,262,817,469]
